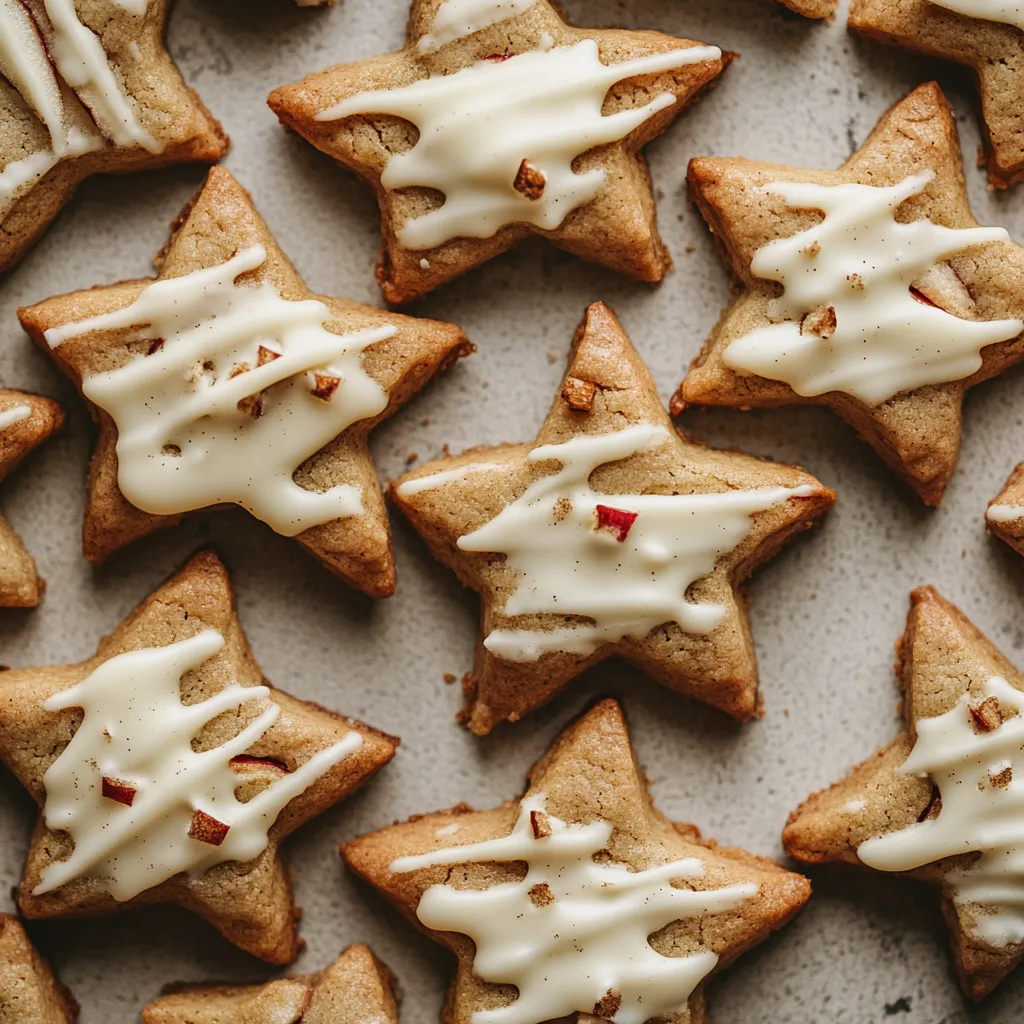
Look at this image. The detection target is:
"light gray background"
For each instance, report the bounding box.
[0,0,1021,1020]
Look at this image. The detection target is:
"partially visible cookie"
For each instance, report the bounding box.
[779,0,836,17]
[676,82,1024,505]
[0,389,64,607]
[0,914,77,1024]
[850,0,1024,188]
[784,587,1024,1000]
[0,550,398,964]
[142,944,398,1024]
[19,166,471,597]
[987,463,1024,555]
[268,0,729,303]
[0,0,228,272]
[343,699,810,1024]
[393,302,834,734]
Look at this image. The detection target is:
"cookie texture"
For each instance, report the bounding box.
[987,462,1024,555]
[19,166,471,598]
[393,302,833,734]
[778,0,836,17]
[0,550,398,964]
[142,944,398,1024]
[850,0,1024,188]
[344,699,810,1024]
[784,587,1024,1000]
[0,915,77,1023]
[0,0,228,273]
[268,0,729,303]
[675,82,1024,506]
[0,389,63,606]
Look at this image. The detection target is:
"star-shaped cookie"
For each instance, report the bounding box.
[674,82,1024,506]
[344,698,811,1024]
[142,944,398,1024]
[0,914,77,1023]
[987,463,1024,555]
[18,166,471,598]
[850,0,1024,189]
[0,550,398,964]
[784,586,1024,1000]
[779,0,836,17]
[0,0,228,273]
[0,388,63,607]
[268,0,729,304]
[393,302,834,735]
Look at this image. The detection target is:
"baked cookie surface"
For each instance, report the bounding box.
[779,0,836,16]
[987,462,1024,554]
[142,944,398,1024]
[18,166,472,597]
[675,82,1024,506]
[343,699,810,1024]
[0,914,77,1024]
[393,302,834,734]
[268,0,728,303]
[850,0,1024,188]
[0,388,63,607]
[0,550,398,964]
[0,0,228,272]
[785,587,1024,999]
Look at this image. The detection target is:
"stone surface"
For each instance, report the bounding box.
[0,0,1023,1021]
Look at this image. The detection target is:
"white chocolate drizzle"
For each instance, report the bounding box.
[988,504,1024,524]
[391,794,757,1024]
[858,676,1024,947]
[37,629,363,901]
[397,461,505,496]
[318,40,720,250]
[930,0,1024,30]
[0,404,31,431]
[418,0,537,52]
[419,423,813,661]
[724,173,1023,406]
[45,245,394,537]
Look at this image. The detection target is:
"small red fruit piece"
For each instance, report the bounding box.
[189,809,231,847]
[484,52,511,61]
[595,505,638,543]
[102,777,137,807]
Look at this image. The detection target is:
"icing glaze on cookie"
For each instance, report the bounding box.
[858,675,1024,946]
[988,503,1024,523]
[391,794,757,1024]
[45,245,394,537]
[413,423,812,661]
[36,628,363,901]
[317,40,720,250]
[724,173,1023,406]
[418,0,537,52]
[397,461,505,496]
[930,0,1024,29]
[0,404,31,431]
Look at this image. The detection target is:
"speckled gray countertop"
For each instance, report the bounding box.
[1,0,1022,1020]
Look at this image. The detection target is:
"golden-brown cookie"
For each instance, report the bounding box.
[0,550,398,965]
[344,698,810,1024]
[18,166,472,597]
[779,0,836,17]
[0,914,77,1024]
[0,0,228,273]
[986,463,1024,556]
[268,0,729,304]
[0,389,63,607]
[142,944,398,1024]
[675,82,1024,506]
[392,302,834,735]
[850,0,1024,188]
[784,587,1024,1000]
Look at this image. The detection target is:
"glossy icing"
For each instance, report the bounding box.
[0,404,31,431]
[724,173,1023,406]
[859,676,1024,946]
[45,245,394,537]
[318,39,720,249]
[396,461,505,496]
[988,503,1024,524]
[391,794,757,1024]
[930,0,1024,29]
[37,629,363,901]
[418,0,537,52]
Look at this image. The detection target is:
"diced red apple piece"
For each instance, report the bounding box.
[594,505,638,543]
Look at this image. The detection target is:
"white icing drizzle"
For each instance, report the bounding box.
[418,0,537,52]
[42,0,161,152]
[112,0,147,12]
[36,629,363,902]
[391,794,757,1024]
[858,676,1024,947]
[45,245,394,537]
[449,423,812,662]
[723,173,1023,406]
[930,0,1024,30]
[988,503,1024,524]
[317,40,720,251]
[0,404,31,431]
[397,461,505,496]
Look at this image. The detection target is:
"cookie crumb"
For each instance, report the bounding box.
[561,375,597,412]
[528,882,554,907]
[514,159,546,200]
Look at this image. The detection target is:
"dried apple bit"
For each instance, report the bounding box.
[594,505,638,543]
